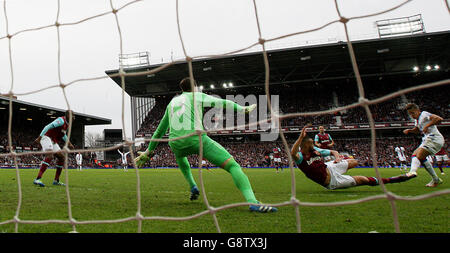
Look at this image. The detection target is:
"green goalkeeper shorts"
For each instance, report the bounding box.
[169,134,232,167]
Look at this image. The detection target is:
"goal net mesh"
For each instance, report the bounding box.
[0,0,449,233]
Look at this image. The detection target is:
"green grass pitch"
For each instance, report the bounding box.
[0,167,448,233]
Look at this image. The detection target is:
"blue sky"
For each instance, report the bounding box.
[0,0,449,138]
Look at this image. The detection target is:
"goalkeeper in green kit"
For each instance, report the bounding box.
[135,77,277,213]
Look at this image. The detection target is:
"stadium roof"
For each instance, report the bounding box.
[106,31,449,97]
[0,95,111,126]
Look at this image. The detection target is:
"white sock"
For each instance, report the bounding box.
[423,160,439,182]
[409,157,420,174]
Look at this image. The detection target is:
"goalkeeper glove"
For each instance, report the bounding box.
[135,150,153,168]
[244,104,257,114]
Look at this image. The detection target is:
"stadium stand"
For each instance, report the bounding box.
[104,31,449,170]
[133,83,449,135]
[0,96,111,168]
[132,135,449,169]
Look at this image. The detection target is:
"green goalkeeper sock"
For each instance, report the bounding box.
[176,156,197,189]
[223,158,258,204]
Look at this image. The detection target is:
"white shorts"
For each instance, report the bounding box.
[325,160,357,190]
[435,155,449,162]
[77,162,82,166]
[40,135,61,152]
[274,158,281,163]
[419,135,444,155]
[398,156,406,162]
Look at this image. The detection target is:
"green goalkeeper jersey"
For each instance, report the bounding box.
[147,92,245,152]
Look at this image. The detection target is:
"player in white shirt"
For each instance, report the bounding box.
[75,152,83,171]
[394,146,408,173]
[118,149,130,171]
[403,103,444,187]
[201,158,211,171]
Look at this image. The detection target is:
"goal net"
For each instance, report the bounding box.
[0,0,449,233]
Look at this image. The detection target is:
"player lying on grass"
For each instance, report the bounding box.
[135,77,277,213]
[291,125,413,190]
[403,103,444,187]
[33,110,75,187]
